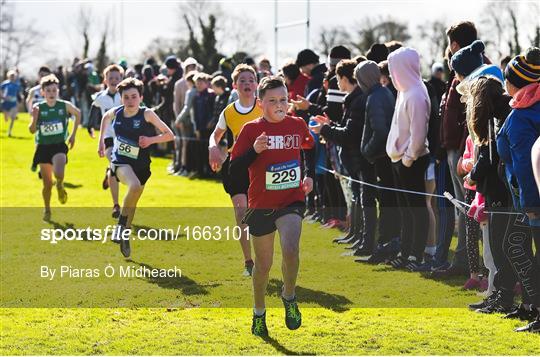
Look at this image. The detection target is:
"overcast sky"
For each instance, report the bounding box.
[5,0,539,76]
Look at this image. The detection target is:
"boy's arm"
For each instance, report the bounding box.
[98,109,115,157]
[66,102,81,149]
[139,109,174,148]
[25,88,35,113]
[29,105,39,134]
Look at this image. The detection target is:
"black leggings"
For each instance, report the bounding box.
[392,155,430,261]
[465,189,481,274]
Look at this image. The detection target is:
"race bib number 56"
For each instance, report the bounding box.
[114,136,140,159]
[266,160,301,190]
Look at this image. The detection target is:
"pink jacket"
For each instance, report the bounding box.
[461,135,476,190]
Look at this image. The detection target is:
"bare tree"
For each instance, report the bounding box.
[0,1,41,74]
[315,26,352,56]
[417,19,448,64]
[351,16,410,54]
[77,5,93,59]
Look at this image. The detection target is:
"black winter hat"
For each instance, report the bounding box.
[328,45,351,66]
[366,43,389,64]
[296,49,319,67]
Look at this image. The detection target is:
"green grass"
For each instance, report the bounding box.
[1,114,538,355]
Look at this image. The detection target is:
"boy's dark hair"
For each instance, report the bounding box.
[353,55,367,64]
[500,55,512,68]
[185,70,198,84]
[103,64,125,78]
[39,66,51,75]
[281,61,300,81]
[232,64,257,83]
[117,77,144,95]
[336,59,357,84]
[385,41,403,54]
[378,60,390,76]
[40,74,59,89]
[446,21,477,48]
[258,76,287,99]
[211,75,228,89]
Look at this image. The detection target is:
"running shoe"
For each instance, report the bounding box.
[120,231,131,258]
[57,186,68,204]
[243,260,254,277]
[43,210,51,222]
[504,304,540,321]
[514,316,540,333]
[389,254,407,269]
[112,204,121,219]
[282,295,302,330]
[468,290,498,310]
[251,312,268,337]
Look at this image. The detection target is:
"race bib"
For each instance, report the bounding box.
[265,160,301,190]
[40,120,64,136]
[114,136,140,160]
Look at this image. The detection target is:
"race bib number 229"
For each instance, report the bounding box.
[265,160,301,190]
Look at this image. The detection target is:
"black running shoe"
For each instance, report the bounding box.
[469,291,498,310]
[112,204,121,219]
[120,236,131,257]
[282,296,302,330]
[514,316,540,333]
[476,291,514,314]
[251,312,268,337]
[243,260,254,277]
[504,304,540,321]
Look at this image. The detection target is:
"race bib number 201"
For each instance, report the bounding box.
[114,136,140,159]
[266,160,301,190]
[40,121,64,136]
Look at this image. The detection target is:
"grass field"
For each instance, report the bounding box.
[1,114,538,355]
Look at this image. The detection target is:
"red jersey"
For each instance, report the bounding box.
[231,115,314,209]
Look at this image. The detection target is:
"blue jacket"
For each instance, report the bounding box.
[496,101,540,213]
[360,84,395,163]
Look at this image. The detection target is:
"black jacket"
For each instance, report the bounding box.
[320,86,369,173]
[305,63,327,97]
[470,142,509,207]
[361,84,395,163]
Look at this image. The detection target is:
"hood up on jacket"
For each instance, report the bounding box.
[387,47,423,92]
[355,60,381,93]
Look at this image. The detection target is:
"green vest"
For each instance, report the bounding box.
[36,100,70,145]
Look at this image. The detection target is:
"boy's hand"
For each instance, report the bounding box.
[68,134,76,149]
[87,127,95,138]
[291,95,310,111]
[302,177,313,194]
[209,146,225,172]
[139,136,153,148]
[314,114,331,125]
[98,141,105,157]
[253,131,268,154]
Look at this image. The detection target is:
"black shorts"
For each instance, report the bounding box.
[33,143,68,165]
[221,155,249,197]
[111,164,152,186]
[104,137,114,149]
[242,201,305,237]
